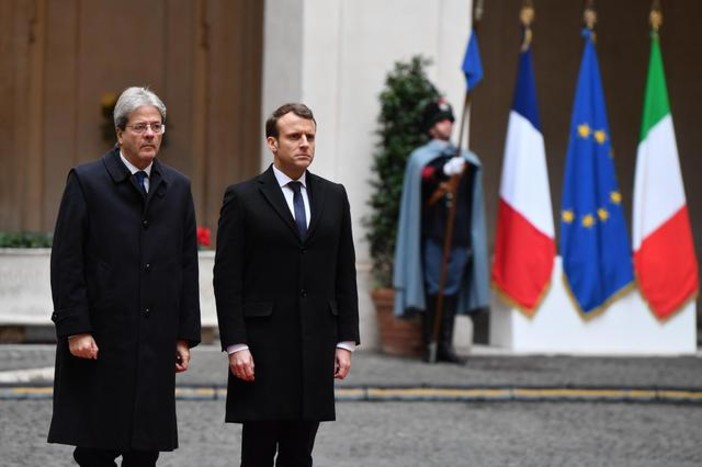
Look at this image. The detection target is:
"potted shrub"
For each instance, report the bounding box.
[365,56,440,356]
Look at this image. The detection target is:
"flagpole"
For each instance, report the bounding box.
[456,0,483,153]
[427,0,484,363]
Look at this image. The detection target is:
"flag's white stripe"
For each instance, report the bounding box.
[499,110,554,238]
[633,115,687,249]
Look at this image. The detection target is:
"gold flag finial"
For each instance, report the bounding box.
[583,0,597,43]
[583,0,597,30]
[520,0,535,51]
[650,0,663,33]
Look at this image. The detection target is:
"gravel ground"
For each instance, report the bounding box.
[3,398,702,467]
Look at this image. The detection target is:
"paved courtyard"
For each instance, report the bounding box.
[2,344,702,466]
[3,398,702,466]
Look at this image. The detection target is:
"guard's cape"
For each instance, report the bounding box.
[393,140,490,317]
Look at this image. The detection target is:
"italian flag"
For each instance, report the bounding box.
[632,33,699,320]
[492,45,555,315]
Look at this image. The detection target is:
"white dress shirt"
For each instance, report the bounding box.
[120,152,152,193]
[273,165,311,229]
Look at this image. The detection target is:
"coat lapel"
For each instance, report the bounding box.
[257,166,300,240]
[104,148,132,186]
[305,172,327,241]
[103,149,145,199]
[145,159,169,208]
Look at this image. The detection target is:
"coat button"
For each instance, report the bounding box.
[142,219,149,229]
[144,307,151,317]
[145,263,151,272]
[300,289,307,297]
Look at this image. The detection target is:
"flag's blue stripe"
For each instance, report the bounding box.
[462,31,484,90]
[512,47,541,131]
[559,30,634,314]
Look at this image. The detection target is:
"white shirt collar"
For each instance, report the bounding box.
[120,151,153,177]
[272,164,307,189]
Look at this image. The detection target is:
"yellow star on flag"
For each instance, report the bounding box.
[597,208,609,221]
[577,124,591,138]
[594,130,607,144]
[582,214,595,228]
[610,191,622,204]
[562,210,575,223]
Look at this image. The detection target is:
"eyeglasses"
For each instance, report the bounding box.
[126,122,166,135]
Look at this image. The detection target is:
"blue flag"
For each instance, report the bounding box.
[560,30,634,316]
[462,30,483,90]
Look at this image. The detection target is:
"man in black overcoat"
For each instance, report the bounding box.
[214,103,360,466]
[48,86,201,467]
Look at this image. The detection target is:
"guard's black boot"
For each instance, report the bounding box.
[422,295,437,363]
[437,295,467,364]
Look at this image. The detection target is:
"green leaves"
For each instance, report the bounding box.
[364,56,439,287]
[0,232,53,248]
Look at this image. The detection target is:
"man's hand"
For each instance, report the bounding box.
[175,339,191,373]
[68,333,99,360]
[334,348,352,380]
[442,156,465,176]
[229,349,255,382]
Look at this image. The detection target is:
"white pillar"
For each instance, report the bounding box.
[262,0,475,350]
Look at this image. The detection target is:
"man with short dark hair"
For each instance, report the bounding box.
[393,97,489,364]
[214,102,360,466]
[48,86,201,466]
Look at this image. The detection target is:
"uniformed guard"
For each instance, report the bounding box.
[393,98,490,364]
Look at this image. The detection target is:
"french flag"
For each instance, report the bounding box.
[491,41,555,315]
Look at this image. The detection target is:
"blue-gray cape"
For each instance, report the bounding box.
[393,140,490,317]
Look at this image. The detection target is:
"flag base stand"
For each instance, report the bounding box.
[489,257,697,355]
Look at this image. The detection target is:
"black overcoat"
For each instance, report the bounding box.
[48,149,201,451]
[214,166,360,422]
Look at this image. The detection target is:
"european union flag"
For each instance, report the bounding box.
[560,30,634,316]
[462,30,483,91]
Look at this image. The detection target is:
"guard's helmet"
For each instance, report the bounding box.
[422,98,455,134]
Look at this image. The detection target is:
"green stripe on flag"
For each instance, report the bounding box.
[640,34,671,141]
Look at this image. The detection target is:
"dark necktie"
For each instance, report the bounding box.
[288,181,307,239]
[135,171,148,195]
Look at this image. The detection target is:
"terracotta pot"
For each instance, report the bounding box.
[371,288,423,357]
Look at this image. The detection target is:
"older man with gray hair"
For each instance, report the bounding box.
[48,86,201,466]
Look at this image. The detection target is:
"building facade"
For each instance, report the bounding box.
[2,0,700,348]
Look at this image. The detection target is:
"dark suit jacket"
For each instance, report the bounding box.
[214,165,360,422]
[48,148,201,451]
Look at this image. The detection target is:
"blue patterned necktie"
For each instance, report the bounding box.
[135,171,148,195]
[288,181,307,239]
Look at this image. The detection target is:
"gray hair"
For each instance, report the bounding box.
[113,86,167,130]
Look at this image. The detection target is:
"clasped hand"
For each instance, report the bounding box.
[442,156,465,176]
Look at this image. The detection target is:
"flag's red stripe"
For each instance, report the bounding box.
[492,199,556,311]
[634,206,699,319]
